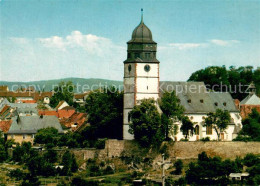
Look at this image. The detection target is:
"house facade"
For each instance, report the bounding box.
[7,115,64,144]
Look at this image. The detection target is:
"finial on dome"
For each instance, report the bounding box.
[141,8,143,23]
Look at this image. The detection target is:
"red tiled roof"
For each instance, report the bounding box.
[59,112,87,131]
[240,105,260,119]
[61,106,76,110]
[38,110,59,117]
[0,105,10,116]
[0,91,52,101]
[0,120,12,133]
[58,109,75,119]
[20,100,37,103]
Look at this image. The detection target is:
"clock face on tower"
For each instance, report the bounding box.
[144,64,151,72]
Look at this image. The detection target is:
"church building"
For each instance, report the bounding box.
[123,11,242,141]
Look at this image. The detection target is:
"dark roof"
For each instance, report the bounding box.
[128,17,155,44]
[8,115,63,134]
[160,81,239,114]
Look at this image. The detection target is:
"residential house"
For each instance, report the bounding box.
[7,115,64,144]
[55,101,69,110]
[239,83,260,118]
[59,112,87,132]
[73,92,89,106]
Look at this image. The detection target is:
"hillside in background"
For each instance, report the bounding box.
[0,78,123,93]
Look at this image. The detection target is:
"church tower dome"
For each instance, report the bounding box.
[129,16,155,43]
[125,9,159,63]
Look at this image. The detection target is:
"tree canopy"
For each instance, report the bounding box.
[129,98,163,147]
[188,66,260,100]
[235,108,260,141]
[180,116,195,140]
[203,109,231,141]
[83,87,123,139]
[50,81,75,108]
[159,91,184,140]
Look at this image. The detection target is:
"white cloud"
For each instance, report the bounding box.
[37,31,115,55]
[210,39,240,46]
[168,43,207,50]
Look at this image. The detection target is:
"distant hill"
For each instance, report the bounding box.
[0,78,123,93]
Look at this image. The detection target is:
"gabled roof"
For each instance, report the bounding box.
[74,92,89,99]
[160,81,239,114]
[38,110,59,117]
[58,109,75,119]
[240,94,260,105]
[160,81,215,113]
[0,120,12,133]
[209,92,238,112]
[8,115,63,134]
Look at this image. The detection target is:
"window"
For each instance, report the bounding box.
[187,99,191,103]
[200,99,204,103]
[23,134,26,139]
[215,102,218,106]
[145,53,150,58]
[31,134,35,139]
[195,125,199,135]
[206,125,212,135]
[223,102,227,106]
[134,53,140,59]
[11,134,14,139]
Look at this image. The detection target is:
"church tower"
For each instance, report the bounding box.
[123,10,160,140]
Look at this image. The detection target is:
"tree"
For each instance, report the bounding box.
[129,98,163,147]
[159,91,184,140]
[180,116,195,140]
[188,66,259,100]
[34,127,59,145]
[236,109,260,141]
[50,81,75,108]
[83,87,123,139]
[61,150,78,175]
[174,159,183,175]
[203,109,231,141]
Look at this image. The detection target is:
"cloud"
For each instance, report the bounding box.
[210,39,240,46]
[37,31,116,55]
[168,43,207,50]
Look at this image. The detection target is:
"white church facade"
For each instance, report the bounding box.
[123,12,242,141]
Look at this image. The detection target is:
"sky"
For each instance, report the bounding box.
[0,0,259,82]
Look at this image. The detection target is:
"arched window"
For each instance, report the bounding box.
[195,125,199,135]
[206,125,212,135]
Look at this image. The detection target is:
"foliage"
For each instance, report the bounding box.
[203,109,231,140]
[9,168,25,180]
[61,150,78,176]
[84,87,123,139]
[12,142,32,163]
[34,127,59,145]
[200,137,211,141]
[159,91,185,139]
[43,149,58,163]
[188,66,260,100]
[235,108,260,141]
[174,159,183,175]
[186,152,242,185]
[94,139,106,149]
[50,81,75,108]
[180,116,195,139]
[129,98,163,147]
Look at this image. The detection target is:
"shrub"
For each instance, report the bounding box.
[200,137,210,141]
